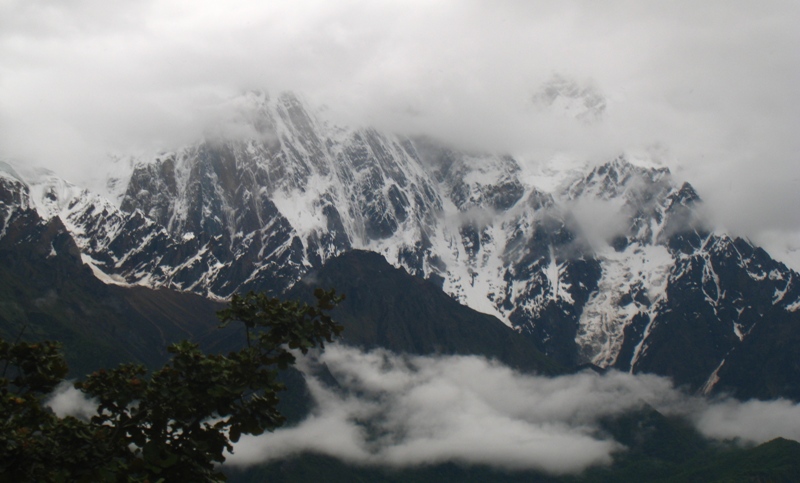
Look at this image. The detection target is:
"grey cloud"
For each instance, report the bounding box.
[38,345,800,474]
[566,198,629,250]
[695,398,800,445]
[2,1,799,263]
[226,345,800,474]
[46,381,97,420]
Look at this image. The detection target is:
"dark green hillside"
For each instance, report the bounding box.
[658,437,800,483]
[287,250,564,375]
[227,454,558,483]
[0,208,222,376]
[713,310,800,401]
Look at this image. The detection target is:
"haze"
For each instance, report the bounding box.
[2,0,799,266]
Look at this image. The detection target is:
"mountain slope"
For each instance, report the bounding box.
[0,164,223,376]
[287,250,563,375]
[5,92,800,399]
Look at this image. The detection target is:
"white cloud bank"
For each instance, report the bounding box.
[226,345,800,475]
[40,345,800,475]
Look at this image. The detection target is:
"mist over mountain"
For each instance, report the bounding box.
[2,88,800,481]
[2,91,800,403]
[3,2,800,479]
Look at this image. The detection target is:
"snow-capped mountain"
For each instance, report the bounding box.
[532,74,607,123]
[3,92,800,399]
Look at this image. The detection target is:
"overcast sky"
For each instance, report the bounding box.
[2,0,799,264]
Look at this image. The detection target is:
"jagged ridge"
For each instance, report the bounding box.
[4,92,800,399]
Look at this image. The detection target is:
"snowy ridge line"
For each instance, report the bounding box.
[3,92,800,398]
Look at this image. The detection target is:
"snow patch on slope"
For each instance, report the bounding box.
[272,173,331,240]
[575,243,673,368]
[81,254,132,286]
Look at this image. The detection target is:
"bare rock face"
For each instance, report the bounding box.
[6,93,800,399]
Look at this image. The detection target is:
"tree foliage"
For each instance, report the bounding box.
[0,289,343,482]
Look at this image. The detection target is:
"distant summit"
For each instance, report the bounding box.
[532,74,607,123]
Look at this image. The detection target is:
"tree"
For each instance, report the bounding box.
[0,289,343,482]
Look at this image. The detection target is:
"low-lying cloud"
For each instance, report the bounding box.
[41,345,800,475]
[226,345,800,474]
[566,198,629,250]
[46,381,97,420]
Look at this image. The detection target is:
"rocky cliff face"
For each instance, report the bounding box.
[0,162,224,376]
[3,93,800,398]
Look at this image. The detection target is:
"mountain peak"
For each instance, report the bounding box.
[0,161,26,184]
[603,154,671,180]
[532,74,607,123]
[562,155,671,202]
